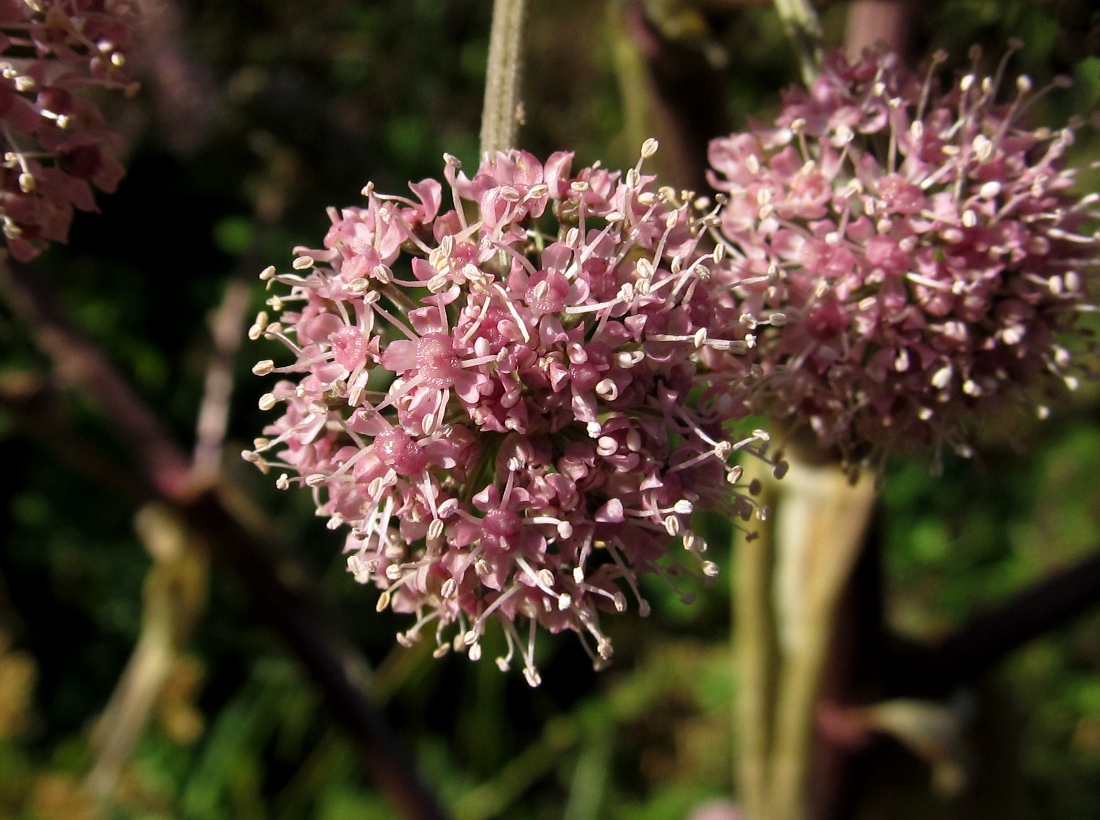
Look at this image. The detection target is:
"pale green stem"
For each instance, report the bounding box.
[607,2,650,161]
[773,0,824,87]
[480,0,528,156]
[734,458,780,820]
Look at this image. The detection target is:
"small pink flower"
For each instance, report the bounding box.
[0,0,136,260]
[709,46,1099,467]
[248,143,777,683]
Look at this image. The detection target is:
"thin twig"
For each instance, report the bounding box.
[191,277,251,484]
[132,0,217,154]
[192,117,296,485]
[0,371,144,502]
[0,263,192,499]
[180,489,451,820]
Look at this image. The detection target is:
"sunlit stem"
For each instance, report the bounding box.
[480,0,528,156]
[734,456,780,820]
[774,0,824,86]
[768,456,877,820]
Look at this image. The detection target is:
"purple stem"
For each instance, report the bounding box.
[895,548,1100,696]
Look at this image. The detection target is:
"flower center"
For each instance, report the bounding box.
[416,332,461,388]
[331,326,366,370]
[481,509,523,551]
[374,428,427,476]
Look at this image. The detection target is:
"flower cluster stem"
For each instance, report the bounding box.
[480,0,528,156]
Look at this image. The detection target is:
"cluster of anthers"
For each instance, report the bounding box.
[245,142,783,684]
[0,0,136,261]
[709,44,1099,467]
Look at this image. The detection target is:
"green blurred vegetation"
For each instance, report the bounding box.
[0,0,1099,818]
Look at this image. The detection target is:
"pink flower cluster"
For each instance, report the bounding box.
[709,46,1099,466]
[0,0,135,261]
[246,144,778,683]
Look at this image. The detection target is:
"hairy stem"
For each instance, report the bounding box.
[480,0,528,156]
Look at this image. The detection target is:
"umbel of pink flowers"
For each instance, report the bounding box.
[0,0,135,261]
[246,143,783,684]
[710,45,1099,469]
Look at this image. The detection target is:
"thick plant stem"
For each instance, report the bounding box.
[734,458,780,820]
[768,458,876,820]
[773,0,823,86]
[480,0,528,156]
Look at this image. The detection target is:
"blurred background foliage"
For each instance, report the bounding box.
[0,0,1099,818]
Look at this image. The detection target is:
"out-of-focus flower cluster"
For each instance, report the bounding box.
[0,0,136,261]
[709,45,1099,467]
[246,144,779,684]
